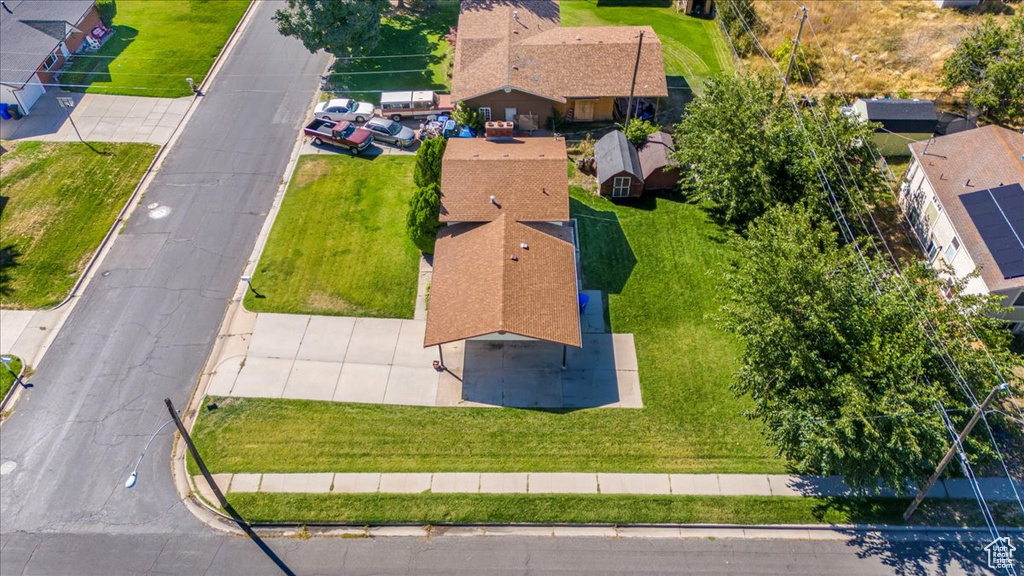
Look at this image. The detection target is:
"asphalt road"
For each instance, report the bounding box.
[0,2,1008,575]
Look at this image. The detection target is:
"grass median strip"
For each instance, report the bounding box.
[194,190,778,474]
[61,0,251,98]
[243,155,420,319]
[0,356,23,401]
[224,493,1023,526]
[0,141,159,309]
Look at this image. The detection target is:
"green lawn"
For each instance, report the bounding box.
[194,189,778,474]
[326,3,459,104]
[60,0,251,98]
[0,141,159,309]
[560,0,734,93]
[223,493,1023,527]
[0,355,23,401]
[243,156,421,318]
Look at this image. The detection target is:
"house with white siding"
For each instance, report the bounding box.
[899,125,1024,334]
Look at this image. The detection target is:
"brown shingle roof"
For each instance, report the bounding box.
[637,131,676,179]
[450,0,668,102]
[440,137,570,222]
[424,215,581,347]
[908,125,1024,292]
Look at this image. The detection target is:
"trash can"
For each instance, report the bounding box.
[8,105,22,120]
[0,103,10,120]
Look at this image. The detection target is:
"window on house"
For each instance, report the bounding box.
[611,176,631,198]
[1014,291,1024,307]
[926,238,940,262]
[479,107,491,121]
[943,236,960,262]
[43,53,59,71]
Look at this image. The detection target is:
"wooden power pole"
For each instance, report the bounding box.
[624,30,644,127]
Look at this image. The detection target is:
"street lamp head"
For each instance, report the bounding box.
[125,471,138,489]
[240,275,252,283]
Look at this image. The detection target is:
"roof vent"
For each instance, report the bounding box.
[538,153,545,157]
[490,195,498,205]
[513,9,519,21]
[520,242,529,250]
[510,254,518,261]
[575,35,581,41]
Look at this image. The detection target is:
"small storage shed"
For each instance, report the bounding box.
[850,98,937,156]
[595,130,644,198]
[637,131,680,191]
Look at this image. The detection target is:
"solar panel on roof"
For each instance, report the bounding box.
[960,183,1024,280]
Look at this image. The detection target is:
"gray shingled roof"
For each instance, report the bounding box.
[0,0,95,87]
[857,98,937,134]
[595,130,642,184]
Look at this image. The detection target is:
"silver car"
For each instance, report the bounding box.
[314,98,374,123]
[363,117,416,148]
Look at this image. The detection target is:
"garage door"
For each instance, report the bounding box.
[16,74,47,113]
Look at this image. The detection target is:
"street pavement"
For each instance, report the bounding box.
[0,2,1012,575]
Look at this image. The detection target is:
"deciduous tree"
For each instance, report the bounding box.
[942,13,1024,125]
[274,0,391,57]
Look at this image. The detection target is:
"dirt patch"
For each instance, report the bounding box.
[745,0,1016,98]
[292,157,332,189]
[307,291,362,316]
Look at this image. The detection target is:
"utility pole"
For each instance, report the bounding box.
[624,29,644,127]
[903,382,1008,521]
[783,6,809,87]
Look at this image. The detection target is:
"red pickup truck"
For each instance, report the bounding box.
[303,119,374,154]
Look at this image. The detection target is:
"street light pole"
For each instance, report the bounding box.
[124,416,177,489]
[903,382,1008,521]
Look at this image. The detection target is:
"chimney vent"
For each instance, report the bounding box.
[520,242,529,250]
[510,254,518,261]
[490,195,498,205]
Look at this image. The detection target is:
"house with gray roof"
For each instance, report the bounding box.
[595,130,643,198]
[1,0,100,114]
[850,98,937,156]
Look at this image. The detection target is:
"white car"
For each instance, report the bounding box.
[314,98,374,123]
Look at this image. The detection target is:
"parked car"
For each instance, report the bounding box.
[303,119,373,154]
[363,117,416,148]
[378,90,453,122]
[314,98,374,123]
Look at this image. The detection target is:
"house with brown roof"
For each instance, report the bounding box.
[899,125,1024,334]
[450,0,668,128]
[424,136,582,350]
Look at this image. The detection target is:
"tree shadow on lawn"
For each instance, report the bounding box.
[570,197,636,295]
[60,26,139,91]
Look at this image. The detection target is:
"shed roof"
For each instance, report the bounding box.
[636,130,676,179]
[595,130,642,184]
[0,0,95,87]
[853,98,937,134]
[908,125,1024,292]
[450,0,667,102]
[423,215,581,347]
[439,136,569,222]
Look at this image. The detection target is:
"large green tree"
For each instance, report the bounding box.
[717,0,767,57]
[672,74,883,232]
[942,13,1024,125]
[723,204,1018,491]
[274,0,391,57]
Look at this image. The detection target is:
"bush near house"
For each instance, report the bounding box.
[406,183,441,254]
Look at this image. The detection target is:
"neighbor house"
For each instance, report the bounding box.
[899,125,1024,333]
[595,130,644,198]
[675,0,715,16]
[424,137,582,350]
[933,0,980,7]
[850,98,937,156]
[0,0,100,114]
[450,0,668,128]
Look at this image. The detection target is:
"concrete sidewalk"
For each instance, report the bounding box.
[1,92,190,144]
[193,472,1024,501]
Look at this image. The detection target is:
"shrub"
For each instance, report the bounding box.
[406,184,441,253]
[622,118,660,147]
[413,137,447,188]
[96,0,117,26]
[451,101,485,132]
[772,38,822,85]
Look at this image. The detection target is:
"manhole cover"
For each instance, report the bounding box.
[148,206,171,219]
[0,461,16,475]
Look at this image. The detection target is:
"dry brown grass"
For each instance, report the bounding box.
[742,0,1016,97]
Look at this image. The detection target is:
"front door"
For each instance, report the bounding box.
[59,42,70,59]
[504,107,517,122]
[574,100,595,122]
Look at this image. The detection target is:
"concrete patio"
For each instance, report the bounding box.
[0,91,191,144]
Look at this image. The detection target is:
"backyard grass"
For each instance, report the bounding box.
[0,355,23,401]
[224,493,1023,527]
[243,156,420,319]
[194,189,780,474]
[326,3,459,104]
[0,141,159,309]
[60,0,250,98]
[560,0,734,94]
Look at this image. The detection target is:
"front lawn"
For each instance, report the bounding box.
[560,0,734,93]
[325,4,459,104]
[60,0,251,98]
[243,156,421,319]
[195,189,779,475]
[0,141,159,309]
[0,355,23,401]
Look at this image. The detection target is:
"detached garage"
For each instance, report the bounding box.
[595,130,644,199]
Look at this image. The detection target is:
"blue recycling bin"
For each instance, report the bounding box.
[0,104,11,121]
[578,292,590,314]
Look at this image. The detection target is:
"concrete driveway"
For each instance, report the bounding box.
[0,91,191,144]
